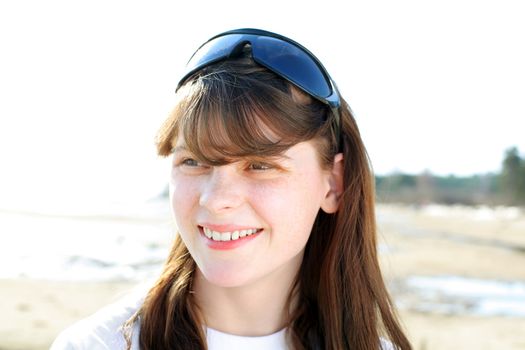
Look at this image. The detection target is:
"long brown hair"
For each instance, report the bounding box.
[126,55,411,350]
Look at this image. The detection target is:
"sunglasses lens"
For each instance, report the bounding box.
[185,34,244,78]
[252,36,332,99]
[180,32,337,106]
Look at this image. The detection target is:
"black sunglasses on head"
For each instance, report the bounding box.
[176,28,342,151]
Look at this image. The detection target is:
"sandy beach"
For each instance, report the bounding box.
[1,204,524,350]
[0,280,136,350]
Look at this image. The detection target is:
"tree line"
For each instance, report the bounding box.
[375,147,525,206]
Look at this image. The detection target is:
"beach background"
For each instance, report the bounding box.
[1,1,525,349]
[1,200,524,350]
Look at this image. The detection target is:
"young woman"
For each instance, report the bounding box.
[52,28,411,350]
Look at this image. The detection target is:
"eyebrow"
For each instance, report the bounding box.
[249,154,291,162]
[170,145,293,162]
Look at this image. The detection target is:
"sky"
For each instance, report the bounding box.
[0,0,524,210]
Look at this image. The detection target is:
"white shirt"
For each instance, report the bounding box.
[50,288,393,350]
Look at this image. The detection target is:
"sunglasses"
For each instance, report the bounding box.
[176,28,342,151]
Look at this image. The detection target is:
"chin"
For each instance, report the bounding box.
[198,265,256,289]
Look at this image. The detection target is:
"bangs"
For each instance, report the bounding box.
[157,66,328,164]
[182,84,298,165]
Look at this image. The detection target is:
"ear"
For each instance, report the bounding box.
[321,153,344,214]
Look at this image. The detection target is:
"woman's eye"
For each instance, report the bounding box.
[182,158,200,167]
[248,162,273,171]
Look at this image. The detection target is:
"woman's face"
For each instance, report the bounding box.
[170,134,336,288]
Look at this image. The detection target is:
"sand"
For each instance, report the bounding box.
[378,204,525,350]
[0,280,137,350]
[1,204,524,350]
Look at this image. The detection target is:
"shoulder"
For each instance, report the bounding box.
[50,286,146,350]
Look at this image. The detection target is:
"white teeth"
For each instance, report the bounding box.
[240,229,257,237]
[203,227,259,242]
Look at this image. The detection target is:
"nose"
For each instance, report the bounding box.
[199,166,244,213]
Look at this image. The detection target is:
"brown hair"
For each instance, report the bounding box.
[126,55,411,350]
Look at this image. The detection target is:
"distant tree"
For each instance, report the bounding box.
[500,147,525,205]
[374,149,525,206]
[416,170,435,204]
[375,172,417,203]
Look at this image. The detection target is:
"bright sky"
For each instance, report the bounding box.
[1,0,524,210]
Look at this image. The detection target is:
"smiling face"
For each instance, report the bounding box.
[170,136,336,288]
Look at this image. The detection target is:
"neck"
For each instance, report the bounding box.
[192,257,301,336]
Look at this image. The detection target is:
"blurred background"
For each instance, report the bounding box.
[1,1,524,349]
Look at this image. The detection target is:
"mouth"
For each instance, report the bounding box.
[198,225,263,250]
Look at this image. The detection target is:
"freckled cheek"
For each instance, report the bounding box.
[252,180,320,243]
[170,177,201,226]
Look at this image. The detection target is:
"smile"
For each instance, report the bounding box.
[202,227,260,241]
